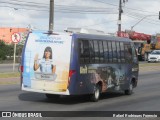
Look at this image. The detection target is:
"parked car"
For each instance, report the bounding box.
[148,50,160,62]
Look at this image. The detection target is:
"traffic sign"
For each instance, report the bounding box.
[11,32,21,43]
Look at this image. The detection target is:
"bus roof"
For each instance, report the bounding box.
[73,33,132,42]
[29,30,132,42]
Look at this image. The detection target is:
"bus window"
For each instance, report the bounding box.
[112,41,117,63]
[79,40,84,63]
[94,41,99,63]
[103,41,109,63]
[83,40,90,63]
[99,41,104,63]
[116,42,121,63]
[120,42,125,63]
[108,41,113,63]
[124,43,132,63]
[132,45,138,62]
[89,40,95,63]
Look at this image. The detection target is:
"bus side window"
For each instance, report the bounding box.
[99,41,104,63]
[103,41,109,63]
[79,40,84,64]
[124,44,132,63]
[89,40,95,63]
[116,42,121,63]
[120,42,125,63]
[83,40,90,63]
[132,46,138,62]
[112,41,117,63]
[94,41,99,63]
[108,41,113,63]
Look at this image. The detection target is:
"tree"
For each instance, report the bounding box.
[0,40,7,60]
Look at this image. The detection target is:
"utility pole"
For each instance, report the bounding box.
[49,0,54,33]
[118,0,122,32]
[118,0,128,33]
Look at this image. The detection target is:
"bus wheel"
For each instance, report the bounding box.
[124,82,133,95]
[45,94,60,99]
[90,85,101,102]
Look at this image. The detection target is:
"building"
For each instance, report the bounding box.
[0,27,29,44]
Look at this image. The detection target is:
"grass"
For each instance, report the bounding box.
[139,62,160,67]
[0,81,20,85]
[0,72,20,85]
[0,72,20,78]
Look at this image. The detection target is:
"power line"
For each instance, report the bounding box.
[0,1,119,14]
[92,0,118,7]
[125,10,158,17]
[0,5,48,11]
[125,14,160,25]
[1,0,118,11]
[0,5,119,14]
[1,0,159,27]
[1,1,48,8]
[92,0,158,14]
[1,0,158,15]
[124,11,159,23]
[1,1,118,12]
[2,0,49,6]
[124,7,158,14]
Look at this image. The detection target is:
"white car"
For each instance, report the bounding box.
[148,50,160,62]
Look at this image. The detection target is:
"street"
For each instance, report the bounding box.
[0,64,19,73]
[0,69,160,114]
[0,63,160,120]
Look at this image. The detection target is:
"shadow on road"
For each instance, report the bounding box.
[18,92,124,105]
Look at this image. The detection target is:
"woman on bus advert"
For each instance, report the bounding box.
[33,46,57,81]
[34,46,56,73]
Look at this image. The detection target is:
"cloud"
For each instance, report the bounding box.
[0,0,160,34]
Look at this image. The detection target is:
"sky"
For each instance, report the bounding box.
[0,0,160,35]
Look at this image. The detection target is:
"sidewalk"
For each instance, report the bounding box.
[0,77,20,85]
[0,63,19,65]
[139,63,160,73]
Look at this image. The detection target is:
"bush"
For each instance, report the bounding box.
[0,40,23,62]
[0,41,7,60]
[0,49,6,60]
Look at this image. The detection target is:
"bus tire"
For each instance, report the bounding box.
[45,94,60,99]
[124,82,133,95]
[90,84,101,102]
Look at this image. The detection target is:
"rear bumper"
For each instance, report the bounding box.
[22,84,70,95]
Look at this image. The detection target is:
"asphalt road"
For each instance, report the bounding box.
[0,69,160,120]
[0,64,19,73]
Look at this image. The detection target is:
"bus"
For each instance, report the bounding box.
[21,31,139,102]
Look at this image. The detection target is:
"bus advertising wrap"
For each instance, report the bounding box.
[22,32,72,94]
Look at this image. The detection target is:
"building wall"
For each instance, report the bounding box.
[0,27,28,44]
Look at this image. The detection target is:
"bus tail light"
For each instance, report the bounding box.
[69,70,76,78]
[20,66,24,72]
[68,70,76,87]
[20,65,24,85]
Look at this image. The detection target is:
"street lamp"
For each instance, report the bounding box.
[131,15,158,30]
